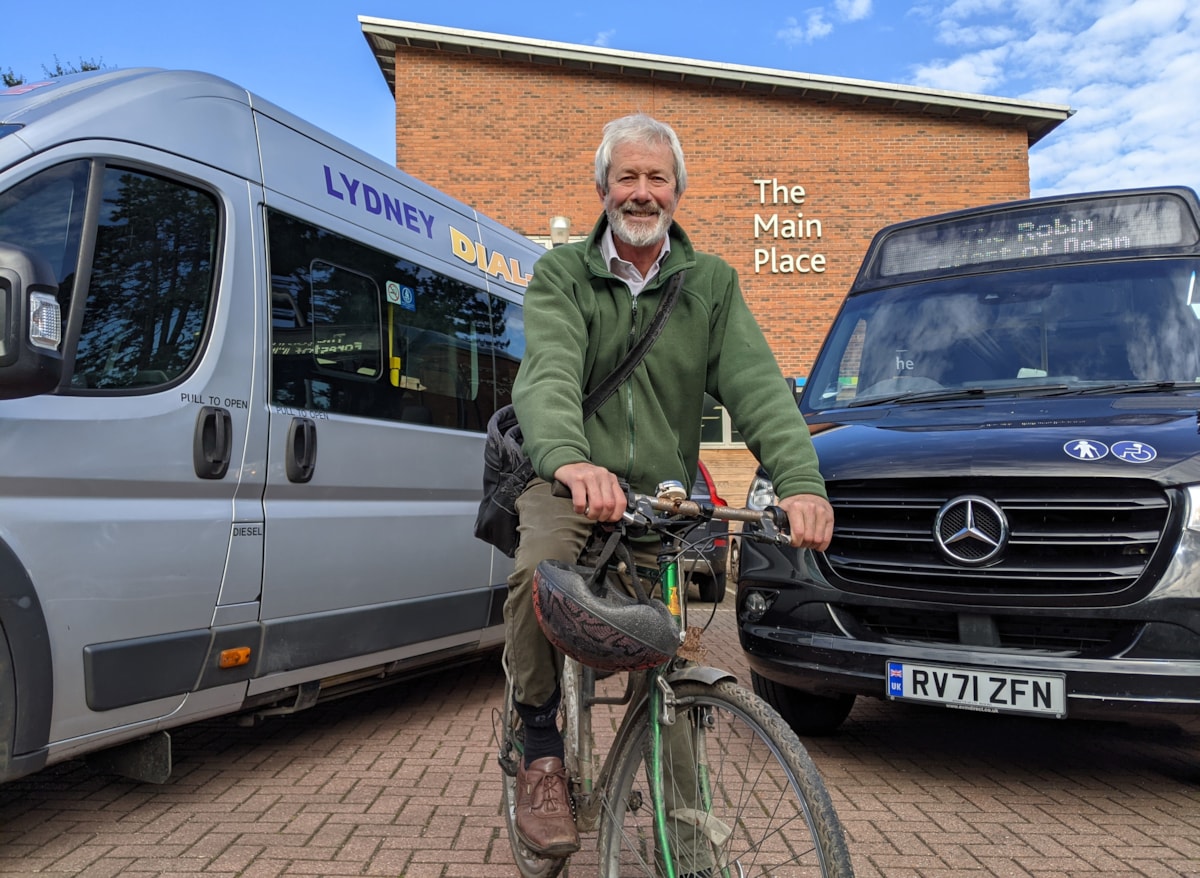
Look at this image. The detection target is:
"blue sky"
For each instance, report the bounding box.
[5,0,1197,198]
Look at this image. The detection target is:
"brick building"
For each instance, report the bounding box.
[360,17,1072,496]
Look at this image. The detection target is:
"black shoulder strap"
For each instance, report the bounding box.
[582,269,685,421]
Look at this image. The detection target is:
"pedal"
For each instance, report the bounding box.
[497,739,520,777]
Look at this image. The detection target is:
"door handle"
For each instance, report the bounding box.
[286,417,318,483]
[193,405,232,480]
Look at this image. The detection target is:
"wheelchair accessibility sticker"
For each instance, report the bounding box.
[1112,441,1157,463]
[1064,439,1157,463]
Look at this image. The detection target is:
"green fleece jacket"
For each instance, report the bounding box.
[512,214,826,501]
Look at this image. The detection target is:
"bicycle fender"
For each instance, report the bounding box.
[665,663,736,687]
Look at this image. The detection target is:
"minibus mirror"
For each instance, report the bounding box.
[0,241,63,398]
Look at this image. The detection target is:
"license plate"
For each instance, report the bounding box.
[886,660,1066,718]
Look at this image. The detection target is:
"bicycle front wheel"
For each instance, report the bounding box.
[598,679,854,878]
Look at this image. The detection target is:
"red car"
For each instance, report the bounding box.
[680,460,731,602]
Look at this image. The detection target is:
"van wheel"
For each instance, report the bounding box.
[750,671,855,736]
[694,572,726,603]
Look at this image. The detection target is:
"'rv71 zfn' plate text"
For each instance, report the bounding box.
[887,660,1066,718]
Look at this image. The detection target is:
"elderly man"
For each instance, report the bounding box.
[504,112,832,857]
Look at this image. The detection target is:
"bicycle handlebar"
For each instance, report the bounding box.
[551,479,792,546]
[632,490,791,547]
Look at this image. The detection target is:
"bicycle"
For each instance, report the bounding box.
[496,479,855,878]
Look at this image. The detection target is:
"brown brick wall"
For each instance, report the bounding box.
[390,47,1032,493]
[393,48,1030,376]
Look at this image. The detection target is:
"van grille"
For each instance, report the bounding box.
[844,606,1134,654]
[824,478,1174,606]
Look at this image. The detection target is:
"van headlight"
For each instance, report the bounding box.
[746,474,778,511]
[1186,485,1200,532]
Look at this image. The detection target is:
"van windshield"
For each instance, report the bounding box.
[0,160,89,290]
[802,258,1200,413]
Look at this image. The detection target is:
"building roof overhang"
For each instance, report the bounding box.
[359,16,1072,146]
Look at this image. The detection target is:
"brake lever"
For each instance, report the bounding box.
[631,493,655,516]
[762,505,792,547]
[624,493,657,529]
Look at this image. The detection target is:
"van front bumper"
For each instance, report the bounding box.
[738,607,1200,729]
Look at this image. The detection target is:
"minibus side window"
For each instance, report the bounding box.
[268,209,524,431]
[309,259,382,380]
[71,166,218,390]
[485,294,523,412]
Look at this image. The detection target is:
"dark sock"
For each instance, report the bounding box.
[515,688,564,766]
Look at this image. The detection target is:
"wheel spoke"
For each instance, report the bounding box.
[598,680,853,878]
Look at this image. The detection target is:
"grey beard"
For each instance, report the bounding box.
[608,205,671,249]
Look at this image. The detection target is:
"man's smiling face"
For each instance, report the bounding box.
[599,139,679,250]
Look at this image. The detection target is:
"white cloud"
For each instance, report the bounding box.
[911,45,1009,93]
[593,29,616,47]
[777,11,834,46]
[835,0,872,21]
[777,1,872,46]
[936,22,1018,48]
[913,0,1200,195]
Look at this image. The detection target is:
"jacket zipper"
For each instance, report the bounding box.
[625,294,638,473]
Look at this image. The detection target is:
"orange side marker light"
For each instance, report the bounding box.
[218,647,252,669]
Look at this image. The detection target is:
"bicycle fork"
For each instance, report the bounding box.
[649,673,738,878]
[649,530,735,878]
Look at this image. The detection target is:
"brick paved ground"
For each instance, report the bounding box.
[1,603,1199,877]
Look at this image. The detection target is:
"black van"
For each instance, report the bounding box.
[736,186,1200,734]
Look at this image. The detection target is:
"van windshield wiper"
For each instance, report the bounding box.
[846,384,1071,407]
[1065,381,1200,396]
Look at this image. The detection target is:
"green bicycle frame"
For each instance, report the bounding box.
[652,546,680,878]
[647,544,719,878]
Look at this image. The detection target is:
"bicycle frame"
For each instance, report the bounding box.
[563,520,732,878]
[500,481,820,878]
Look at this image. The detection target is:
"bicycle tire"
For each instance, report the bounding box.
[499,671,568,878]
[596,679,854,878]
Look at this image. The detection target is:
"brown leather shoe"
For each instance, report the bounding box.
[514,756,579,857]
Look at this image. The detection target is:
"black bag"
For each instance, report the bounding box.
[475,403,534,557]
[474,270,685,557]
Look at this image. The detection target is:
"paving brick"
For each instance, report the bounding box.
[2,605,1199,876]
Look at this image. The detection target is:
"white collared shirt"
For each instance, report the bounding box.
[601,227,671,297]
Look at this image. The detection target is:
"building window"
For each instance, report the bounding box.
[700,394,744,447]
